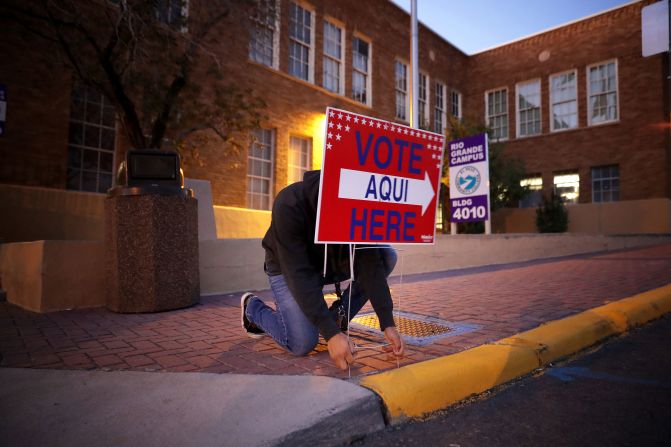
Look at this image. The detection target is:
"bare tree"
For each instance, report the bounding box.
[1,0,265,158]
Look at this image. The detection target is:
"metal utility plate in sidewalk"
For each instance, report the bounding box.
[349,311,480,346]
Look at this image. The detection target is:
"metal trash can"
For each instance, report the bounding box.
[105,150,199,313]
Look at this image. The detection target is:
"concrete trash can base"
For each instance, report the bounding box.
[105,190,199,313]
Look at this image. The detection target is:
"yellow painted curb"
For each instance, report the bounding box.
[359,283,671,422]
[359,343,539,420]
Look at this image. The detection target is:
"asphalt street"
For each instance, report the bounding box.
[358,315,671,447]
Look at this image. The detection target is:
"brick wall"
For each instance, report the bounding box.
[0,20,71,189]
[192,0,469,206]
[465,1,669,202]
[0,0,668,210]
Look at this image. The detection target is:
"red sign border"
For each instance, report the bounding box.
[314,107,445,245]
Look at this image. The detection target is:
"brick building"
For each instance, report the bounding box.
[0,0,669,237]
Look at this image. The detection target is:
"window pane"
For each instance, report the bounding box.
[81,171,97,192]
[83,149,99,170]
[66,168,80,190]
[100,152,113,173]
[98,173,112,192]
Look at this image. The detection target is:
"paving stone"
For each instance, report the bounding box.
[1,244,670,376]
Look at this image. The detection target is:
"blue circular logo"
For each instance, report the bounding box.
[455,166,481,195]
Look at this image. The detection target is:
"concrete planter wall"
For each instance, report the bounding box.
[2,233,670,312]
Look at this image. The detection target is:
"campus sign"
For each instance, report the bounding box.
[448,133,491,223]
[316,107,445,244]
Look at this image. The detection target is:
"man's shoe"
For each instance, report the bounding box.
[241,293,265,339]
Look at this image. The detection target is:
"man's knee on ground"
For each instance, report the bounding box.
[287,332,319,356]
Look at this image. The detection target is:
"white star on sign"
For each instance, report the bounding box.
[390,126,395,132]
[345,125,350,132]
[336,134,342,141]
[330,110,335,117]
[354,117,359,123]
[410,130,415,136]
[361,118,367,125]
[383,124,388,130]
[328,122,334,128]
[328,132,333,139]
[337,123,342,130]
[376,122,381,128]
[337,113,342,119]
[436,163,441,169]
[369,120,374,127]
[346,115,351,121]
[403,129,409,135]
[326,142,333,150]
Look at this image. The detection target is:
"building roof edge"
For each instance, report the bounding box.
[471,0,642,55]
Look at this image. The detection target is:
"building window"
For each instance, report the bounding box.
[288,136,311,184]
[352,37,371,105]
[288,2,313,82]
[434,82,446,134]
[516,79,541,137]
[550,70,578,131]
[588,60,618,125]
[323,20,344,94]
[592,165,619,202]
[418,73,429,130]
[554,172,579,204]
[247,129,275,210]
[395,60,408,121]
[66,85,116,193]
[156,0,188,29]
[451,90,461,120]
[519,176,543,208]
[249,0,279,68]
[486,88,508,140]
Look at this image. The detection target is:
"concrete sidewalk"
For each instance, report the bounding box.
[0,368,384,447]
[1,243,671,445]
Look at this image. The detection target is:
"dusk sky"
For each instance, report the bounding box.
[389,0,636,54]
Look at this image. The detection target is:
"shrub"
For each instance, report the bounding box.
[536,191,569,233]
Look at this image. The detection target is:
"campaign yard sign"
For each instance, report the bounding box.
[316,107,445,245]
[448,133,490,223]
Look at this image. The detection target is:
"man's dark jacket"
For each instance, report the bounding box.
[262,170,395,340]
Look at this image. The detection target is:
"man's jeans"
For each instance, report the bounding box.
[245,247,397,356]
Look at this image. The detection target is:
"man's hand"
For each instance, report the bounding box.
[327,333,354,370]
[383,326,405,357]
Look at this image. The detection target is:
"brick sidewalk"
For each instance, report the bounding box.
[1,244,670,379]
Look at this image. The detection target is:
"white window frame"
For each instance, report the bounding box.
[485,87,508,141]
[591,165,620,203]
[288,135,312,184]
[323,18,345,95]
[519,175,543,208]
[553,172,580,205]
[418,72,430,130]
[247,129,275,210]
[249,0,280,69]
[67,85,117,194]
[434,81,446,134]
[352,33,372,106]
[587,59,619,126]
[395,59,409,122]
[288,1,315,83]
[156,0,189,32]
[515,79,542,138]
[549,69,578,133]
[451,90,462,120]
